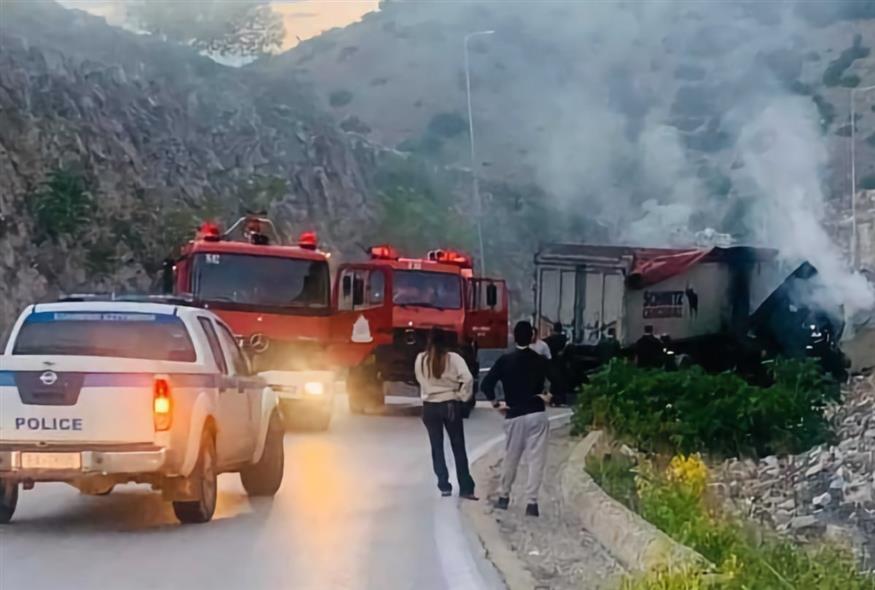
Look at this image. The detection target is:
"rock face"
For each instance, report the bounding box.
[0,1,374,337]
[714,374,875,566]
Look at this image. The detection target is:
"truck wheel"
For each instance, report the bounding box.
[348,366,382,414]
[0,480,18,524]
[240,412,284,497]
[461,397,475,419]
[462,378,479,419]
[173,429,217,524]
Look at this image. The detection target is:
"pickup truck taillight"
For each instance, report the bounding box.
[153,378,172,431]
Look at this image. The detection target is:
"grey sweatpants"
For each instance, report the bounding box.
[498,411,549,503]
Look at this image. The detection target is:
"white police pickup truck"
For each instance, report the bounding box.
[0,300,285,524]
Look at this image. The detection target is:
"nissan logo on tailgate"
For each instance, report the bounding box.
[39,371,58,386]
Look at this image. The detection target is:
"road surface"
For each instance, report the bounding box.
[0,396,509,590]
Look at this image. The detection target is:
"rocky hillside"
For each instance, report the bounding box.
[0,1,601,336]
[279,1,875,250]
[0,1,375,335]
[3,1,874,338]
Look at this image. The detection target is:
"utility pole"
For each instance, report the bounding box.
[849,85,875,270]
[464,30,494,275]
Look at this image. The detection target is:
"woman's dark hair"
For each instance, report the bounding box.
[423,327,451,379]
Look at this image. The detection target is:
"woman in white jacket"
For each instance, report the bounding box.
[415,328,477,499]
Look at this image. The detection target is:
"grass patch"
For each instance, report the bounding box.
[596,455,874,589]
[585,452,638,510]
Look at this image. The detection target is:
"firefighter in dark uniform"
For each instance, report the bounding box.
[543,322,569,405]
[634,325,664,369]
[595,327,621,365]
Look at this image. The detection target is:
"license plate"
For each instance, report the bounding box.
[21,452,81,470]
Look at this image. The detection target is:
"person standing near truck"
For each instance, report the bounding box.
[530,331,552,359]
[544,322,569,405]
[415,328,477,500]
[634,325,664,369]
[481,321,554,517]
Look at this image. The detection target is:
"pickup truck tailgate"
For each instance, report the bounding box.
[0,360,158,444]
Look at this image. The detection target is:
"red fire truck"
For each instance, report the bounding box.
[166,216,509,420]
[164,216,336,430]
[327,245,508,416]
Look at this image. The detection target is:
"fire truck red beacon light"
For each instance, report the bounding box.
[299,231,318,250]
[368,244,400,260]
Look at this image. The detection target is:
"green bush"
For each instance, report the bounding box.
[572,359,840,458]
[426,112,468,138]
[812,94,836,131]
[28,169,95,243]
[372,157,474,254]
[620,462,873,590]
[822,35,870,87]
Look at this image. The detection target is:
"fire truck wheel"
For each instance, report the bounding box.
[348,391,366,415]
[461,397,475,419]
[0,480,18,524]
[240,412,285,497]
[347,366,382,414]
[307,409,332,431]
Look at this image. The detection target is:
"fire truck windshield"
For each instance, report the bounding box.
[193,253,329,310]
[392,270,461,310]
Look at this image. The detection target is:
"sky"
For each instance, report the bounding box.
[59,1,379,50]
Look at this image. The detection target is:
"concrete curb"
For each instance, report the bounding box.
[559,430,709,574]
[462,412,572,590]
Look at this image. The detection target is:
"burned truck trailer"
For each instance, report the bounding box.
[534,243,846,380]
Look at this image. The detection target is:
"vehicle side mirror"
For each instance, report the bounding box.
[161,258,174,294]
[353,277,365,307]
[486,283,498,308]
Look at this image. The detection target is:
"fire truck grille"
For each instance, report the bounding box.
[392,329,460,349]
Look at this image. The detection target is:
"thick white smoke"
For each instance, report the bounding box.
[514,0,875,315]
[735,98,875,313]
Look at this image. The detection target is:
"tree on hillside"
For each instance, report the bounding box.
[122,1,284,58]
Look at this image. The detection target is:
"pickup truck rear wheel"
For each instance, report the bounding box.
[0,480,18,524]
[240,412,284,497]
[173,430,217,524]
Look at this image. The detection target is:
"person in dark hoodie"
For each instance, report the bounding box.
[481,321,555,517]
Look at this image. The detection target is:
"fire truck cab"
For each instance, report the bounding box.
[329,245,508,416]
[165,216,335,430]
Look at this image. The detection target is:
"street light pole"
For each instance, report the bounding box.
[464,30,494,275]
[849,84,875,270]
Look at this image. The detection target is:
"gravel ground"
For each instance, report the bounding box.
[477,427,623,590]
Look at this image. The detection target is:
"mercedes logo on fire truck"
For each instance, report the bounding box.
[249,333,269,353]
[39,371,58,386]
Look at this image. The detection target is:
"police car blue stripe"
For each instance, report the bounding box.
[0,372,217,388]
[24,311,179,324]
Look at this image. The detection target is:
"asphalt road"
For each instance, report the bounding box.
[0,396,508,590]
